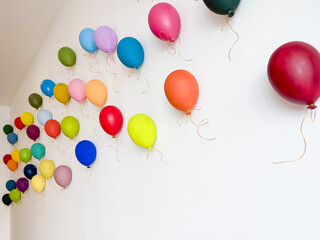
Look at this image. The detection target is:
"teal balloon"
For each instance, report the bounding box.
[31,143,45,160]
[203,0,241,17]
[117,37,144,69]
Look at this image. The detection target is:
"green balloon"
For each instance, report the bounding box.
[58,47,76,67]
[61,116,79,140]
[9,189,21,203]
[31,143,45,160]
[3,124,13,135]
[203,0,241,17]
[28,93,42,109]
[19,148,32,163]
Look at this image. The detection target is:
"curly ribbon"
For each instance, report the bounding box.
[105,63,121,93]
[59,103,69,117]
[109,138,120,161]
[146,146,166,163]
[128,66,149,94]
[221,11,239,61]
[66,65,75,83]
[94,124,101,141]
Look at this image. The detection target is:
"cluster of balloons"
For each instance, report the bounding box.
[3,124,18,145]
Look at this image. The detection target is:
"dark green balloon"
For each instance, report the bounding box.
[58,47,76,67]
[28,93,42,109]
[3,124,13,135]
[203,0,240,17]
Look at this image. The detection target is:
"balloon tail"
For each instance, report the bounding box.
[105,63,122,93]
[60,103,69,117]
[93,109,100,122]
[94,125,101,141]
[66,65,75,83]
[128,67,136,78]
[109,143,120,161]
[311,108,317,122]
[136,67,149,94]
[166,41,176,55]
[177,112,186,126]
[189,107,216,141]
[177,37,192,61]
[80,101,90,117]
[154,147,167,164]
[221,12,239,61]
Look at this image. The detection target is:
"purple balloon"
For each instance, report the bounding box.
[16,177,29,193]
[54,165,72,189]
[94,26,117,53]
[26,125,40,141]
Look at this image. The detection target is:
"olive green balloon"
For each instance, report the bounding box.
[19,148,32,163]
[9,189,21,203]
[3,124,13,135]
[28,93,42,109]
[203,0,241,17]
[58,47,76,67]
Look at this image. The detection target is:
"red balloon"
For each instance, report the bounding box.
[44,119,61,139]
[14,117,25,130]
[3,154,11,165]
[268,41,320,108]
[99,106,123,138]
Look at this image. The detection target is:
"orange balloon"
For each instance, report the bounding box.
[164,70,199,115]
[85,79,107,108]
[7,159,18,172]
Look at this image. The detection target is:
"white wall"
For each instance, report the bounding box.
[9,0,320,240]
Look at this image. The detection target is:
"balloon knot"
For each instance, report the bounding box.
[228,10,235,17]
[185,110,191,116]
[87,166,90,169]
[112,135,116,138]
[148,146,153,151]
[308,104,317,109]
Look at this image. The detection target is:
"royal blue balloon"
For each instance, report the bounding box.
[75,140,96,168]
[41,79,55,97]
[79,28,98,54]
[117,37,144,69]
[24,164,37,180]
[37,109,53,126]
[7,133,18,145]
[6,180,16,191]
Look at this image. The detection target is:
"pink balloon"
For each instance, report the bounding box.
[68,79,86,103]
[94,26,117,53]
[148,3,181,42]
[54,165,72,189]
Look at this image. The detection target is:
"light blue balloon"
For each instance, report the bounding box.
[31,143,45,160]
[41,79,55,97]
[7,133,18,145]
[79,28,98,54]
[37,109,53,126]
[6,180,16,191]
[117,37,144,69]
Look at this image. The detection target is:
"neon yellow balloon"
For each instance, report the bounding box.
[39,160,55,180]
[11,149,21,163]
[61,116,79,139]
[21,112,34,126]
[53,83,70,105]
[31,175,46,193]
[127,114,157,150]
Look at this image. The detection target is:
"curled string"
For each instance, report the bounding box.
[190,114,216,141]
[106,53,115,67]
[177,112,187,126]
[109,140,120,161]
[94,125,101,141]
[88,51,98,73]
[59,103,69,117]
[176,37,192,62]
[93,109,100,122]
[159,31,176,55]
[154,147,166,164]
[128,67,136,78]
[62,141,72,161]
[66,65,75,83]
[105,64,121,93]
[221,11,239,61]
[135,67,149,95]
[311,108,317,122]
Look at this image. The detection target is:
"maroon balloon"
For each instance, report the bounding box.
[26,125,40,141]
[16,177,29,193]
[3,154,11,165]
[268,41,320,108]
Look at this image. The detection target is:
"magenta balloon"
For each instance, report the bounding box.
[68,79,86,103]
[54,165,72,188]
[16,177,29,193]
[26,125,40,141]
[94,26,117,53]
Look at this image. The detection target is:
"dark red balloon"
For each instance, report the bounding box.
[26,125,40,141]
[99,106,123,138]
[14,117,25,130]
[3,154,11,165]
[44,119,61,139]
[268,41,320,108]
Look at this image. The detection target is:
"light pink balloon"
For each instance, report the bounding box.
[68,79,86,103]
[94,26,118,53]
[54,165,72,188]
[148,3,181,42]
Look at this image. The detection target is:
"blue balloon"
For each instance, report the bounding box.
[7,133,18,145]
[6,180,16,191]
[24,164,37,180]
[75,140,96,168]
[79,28,98,54]
[37,109,53,126]
[117,37,144,69]
[41,79,55,97]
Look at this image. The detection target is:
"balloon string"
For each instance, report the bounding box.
[221,11,239,61]
[94,125,101,141]
[167,41,176,55]
[128,68,136,78]
[177,112,186,126]
[109,142,120,161]
[105,63,121,93]
[177,37,192,62]
[66,65,75,83]
[311,108,317,122]
[154,147,166,163]
[135,67,149,94]
[190,114,216,141]
[60,103,69,117]
[106,53,115,67]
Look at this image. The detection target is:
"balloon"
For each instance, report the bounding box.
[37,110,52,126]
[85,79,107,108]
[117,37,144,69]
[39,160,55,180]
[16,178,29,193]
[28,93,42,109]
[21,112,34,126]
[148,3,181,42]
[2,194,11,206]
[7,133,18,145]
[68,79,86,103]
[203,0,241,17]
[127,114,157,150]
[79,28,98,54]
[44,119,61,139]
[14,117,25,130]
[6,180,16,191]
[94,26,117,53]
[11,150,20,163]
[3,154,11,165]
[26,125,40,141]
[31,143,45,160]
[19,148,32,163]
[268,41,320,107]
[41,79,55,97]
[75,140,96,168]
[58,47,76,67]
[9,189,21,203]
[7,160,18,172]
[99,105,123,137]
[3,124,13,135]
[24,164,37,180]
[53,83,71,105]
[31,175,46,193]
[164,70,199,114]
[54,165,72,188]
[61,116,79,140]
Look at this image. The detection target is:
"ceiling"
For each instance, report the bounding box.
[0,0,65,106]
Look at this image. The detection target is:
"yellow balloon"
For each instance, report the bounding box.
[127,114,157,150]
[21,112,34,126]
[31,175,46,193]
[53,83,70,105]
[85,79,107,108]
[39,160,55,180]
[11,149,21,163]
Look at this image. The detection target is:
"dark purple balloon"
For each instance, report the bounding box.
[26,125,40,141]
[16,177,29,193]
